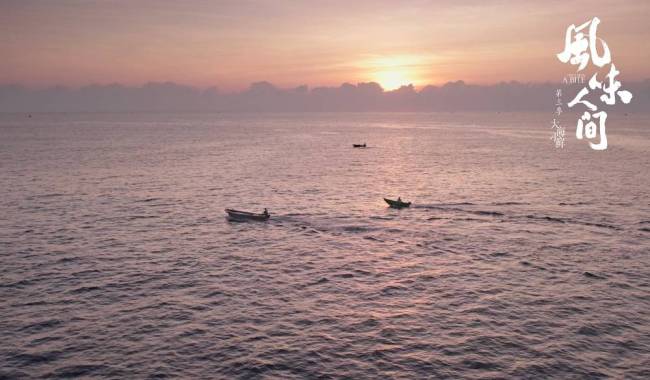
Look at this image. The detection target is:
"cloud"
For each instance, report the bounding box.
[1,80,648,112]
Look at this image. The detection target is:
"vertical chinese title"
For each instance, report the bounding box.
[556,17,633,150]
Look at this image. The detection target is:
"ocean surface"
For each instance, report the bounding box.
[1,112,649,379]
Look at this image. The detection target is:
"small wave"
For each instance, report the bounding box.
[541,242,592,252]
[580,221,621,230]
[56,256,79,264]
[272,213,312,221]
[418,204,505,218]
[369,215,394,220]
[9,351,62,366]
[456,217,488,222]
[607,201,634,206]
[48,364,108,378]
[523,215,621,230]
[381,285,407,295]
[0,279,36,289]
[306,277,329,286]
[610,281,632,289]
[136,197,161,203]
[577,325,600,336]
[68,285,102,294]
[19,319,63,333]
[474,210,504,216]
[525,215,566,224]
[438,202,475,206]
[31,193,67,199]
[519,261,546,270]
[347,318,380,332]
[340,225,375,233]
[127,215,158,220]
[415,202,474,210]
[462,359,501,371]
[583,271,606,279]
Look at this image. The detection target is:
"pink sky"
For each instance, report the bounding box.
[2,0,649,90]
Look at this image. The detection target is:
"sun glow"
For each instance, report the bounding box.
[374,70,413,91]
[361,55,431,91]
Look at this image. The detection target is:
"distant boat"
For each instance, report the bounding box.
[225,208,270,221]
[384,198,411,208]
[353,143,366,148]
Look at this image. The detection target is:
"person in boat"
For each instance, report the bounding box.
[397,197,402,202]
[263,208,269,216]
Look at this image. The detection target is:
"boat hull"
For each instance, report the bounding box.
[384,198,411,208]
[225,209,270,221]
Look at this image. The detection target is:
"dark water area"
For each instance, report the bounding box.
[0,112,649,379]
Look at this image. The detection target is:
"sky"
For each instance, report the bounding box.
[1,0,649,91]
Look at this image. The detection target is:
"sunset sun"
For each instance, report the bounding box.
[374,70,413,91]
[362,55,427,91]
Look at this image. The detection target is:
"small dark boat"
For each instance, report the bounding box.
[225,208,270,221]
[384,198,411,208]
[353,143,366,148]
